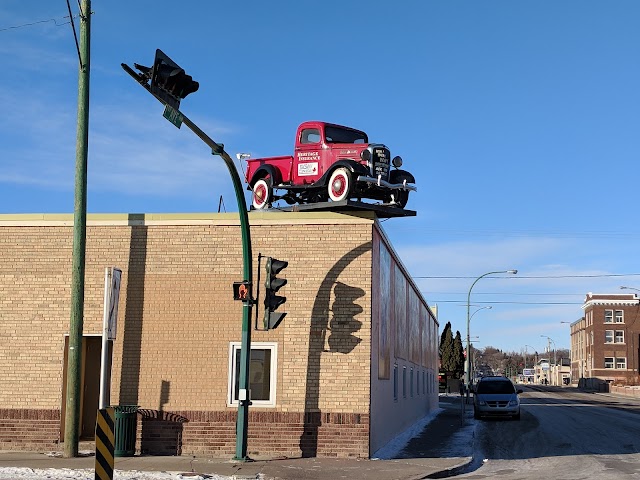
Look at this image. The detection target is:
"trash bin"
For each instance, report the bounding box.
[113,405,138,457]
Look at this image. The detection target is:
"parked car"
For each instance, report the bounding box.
[473,376,523,420]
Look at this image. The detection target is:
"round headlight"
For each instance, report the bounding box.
[361,150,371,162]
[392,156,403,168]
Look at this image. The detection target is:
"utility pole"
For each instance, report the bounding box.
[64,0,91,458]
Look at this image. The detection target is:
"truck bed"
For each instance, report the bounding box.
[245,156,293,185]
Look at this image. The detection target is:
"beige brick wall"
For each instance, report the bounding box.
[0,212,377,456]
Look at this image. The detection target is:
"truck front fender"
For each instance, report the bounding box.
[316,159,369,187]
[325,159,369,180]
[389,169,416,185]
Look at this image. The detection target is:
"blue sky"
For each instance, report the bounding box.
[3,1,640,354]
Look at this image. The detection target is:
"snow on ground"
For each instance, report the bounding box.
[371,407,444,460]
[0,468,237,480]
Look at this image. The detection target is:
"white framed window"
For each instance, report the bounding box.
[228,342,277,407]
[604,310,613,323]
[604,357,614,369]
[616,357,627,369]
[615,330,625,343]
[615,310,624,323]
[605,330,614,343]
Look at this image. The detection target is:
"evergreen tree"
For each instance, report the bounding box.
[453,331,465,378]
[439,322,455,372]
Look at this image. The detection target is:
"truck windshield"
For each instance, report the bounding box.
[324,126,368,144]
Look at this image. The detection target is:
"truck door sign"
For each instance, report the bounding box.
[298,162,318,176]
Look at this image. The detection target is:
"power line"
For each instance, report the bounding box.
[427,300,583,305]
[414,273,640,279]
[0,14,77,33]
[425,291,583,296]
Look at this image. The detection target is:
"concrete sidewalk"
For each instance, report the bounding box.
[0,396,474,480]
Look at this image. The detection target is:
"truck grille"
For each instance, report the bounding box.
[372,147,390,180]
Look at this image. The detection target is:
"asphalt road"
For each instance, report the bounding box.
[456,386,640,479]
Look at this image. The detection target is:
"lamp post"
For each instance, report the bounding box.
[467,307,490,380]
[541,335,557,385]
[540,335,557,366]
[524,344,535,369]
[466,270,517,386]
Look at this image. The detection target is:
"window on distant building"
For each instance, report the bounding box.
[605,330,614,343]
[393,364,398,402]
[615,330,625,343]
[228,342,277,407]
[615,310,624,323]
[604,357,614,369]
[410,368,414,397]
[604,310,613,323]
[616,357,627,369]
[403,366,407,398]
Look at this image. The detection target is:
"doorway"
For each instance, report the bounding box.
[60,335,112,440]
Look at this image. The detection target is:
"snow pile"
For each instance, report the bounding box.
[371,408,443,460]
[0,467,235,480]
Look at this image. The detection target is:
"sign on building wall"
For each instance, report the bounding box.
[394,264,407,359]
[106,267,122,340]
[378,242,391,379]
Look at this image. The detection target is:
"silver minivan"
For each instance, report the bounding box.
[473,376,522,420]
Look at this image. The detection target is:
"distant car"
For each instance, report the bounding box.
[473,376,523,420]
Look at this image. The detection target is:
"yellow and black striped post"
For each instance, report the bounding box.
[95,407,115,480]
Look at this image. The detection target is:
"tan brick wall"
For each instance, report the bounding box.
[0,212,376,456]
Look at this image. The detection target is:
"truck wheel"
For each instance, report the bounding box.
[252,178,272,210]
[328,167,352,202]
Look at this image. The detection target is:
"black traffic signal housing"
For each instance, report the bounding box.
[264,257,288,330]
[144,49,199,110]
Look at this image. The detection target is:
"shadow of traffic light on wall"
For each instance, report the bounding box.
[327,282,364,354]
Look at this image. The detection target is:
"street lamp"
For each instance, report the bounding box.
[540,335,557,366]
[467,307,490,380]
[523,344,536,369]
[465,269,518,386]
[620,286,640,293]
[470,305,492,321]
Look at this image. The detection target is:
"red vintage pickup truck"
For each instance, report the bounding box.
[243,121,416,210]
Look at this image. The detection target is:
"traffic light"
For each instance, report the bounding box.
[264,257,288,330]
[145,49,199,110]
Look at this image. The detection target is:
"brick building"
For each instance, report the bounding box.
[0,211,439,458]
[570,293,640,385]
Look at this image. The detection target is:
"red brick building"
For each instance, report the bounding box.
[571,293,640,385]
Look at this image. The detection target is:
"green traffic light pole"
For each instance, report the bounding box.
[121,63,254,460]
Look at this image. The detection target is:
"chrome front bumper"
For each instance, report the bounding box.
[356,175,417,191]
